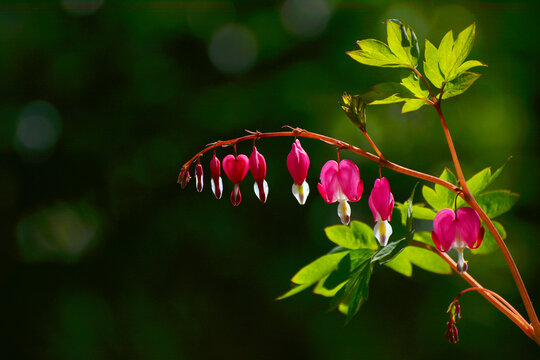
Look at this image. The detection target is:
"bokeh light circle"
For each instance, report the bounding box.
[208,24,258,75]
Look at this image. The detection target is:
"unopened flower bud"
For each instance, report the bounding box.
[210,153,223,200]
[445,320,459,344]
[287,139,310,205]
[340,92,367,132]
[249,146,269,204]
[195,163,204,192]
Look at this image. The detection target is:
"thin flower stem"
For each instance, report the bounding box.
[453,287,522,320]
[362,130,384,159]
[410,241,534,338]
[433,102,540,341]
[180,129,460,192]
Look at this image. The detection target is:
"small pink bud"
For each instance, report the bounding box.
[368,177,394,246]
[287,140,310,205]
[223,154,249,206]
[445,320,459,344]
[249,146,269,204]
[432,207,485,273]
[177,168,191,189]
[210,153,223,200]
[317,159,363,225]
[195,163,204,192]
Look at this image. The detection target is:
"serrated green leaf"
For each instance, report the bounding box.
[363,82,416,105]
[471,220,506,255]
[291,251,349,285]
[384,253,413,276]
[441,72,482,99]
[349,221,379,250]
[372,237,408,264]
[325,248,374,289]
[476,190,519,219]
[438,30,455,77]
[456,60,486,74]
[450,23,476,79]
[344,262,372,322]
[277,283,312,300]
[423,168,458,211]
[313,275,346,297]
[424,39,444,88]
[347,39,406,68]
[386,20,418,67]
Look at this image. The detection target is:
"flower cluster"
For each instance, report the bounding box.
[180,140,397,246]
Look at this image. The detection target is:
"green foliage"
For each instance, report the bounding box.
[325,221,378,250]
[348,20,485,115]
[422,168,458,211]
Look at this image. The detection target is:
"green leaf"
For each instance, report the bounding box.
[396,202,437,222]
[423,168,458,211]
[372,237,408,264]
[345,262,372,322]
[290,251,350,285]
[400,73,429,99]
[456,60,487,74]
[347,39,406,68]
[402,246,452,274]
[438,30,455,78]
[313,275,346,297]
[325,249,375,289]
[386,19,419,67]
[471,220,506,255]
[450,23,476,78]
[476,190,519,219]
[349,221,379,250]
[441,72,482,99]
[363,82,416,105]
[487,158,511,188]
[384,253,413,277]
[325,221,378,250]
[402,99,427,113]
[277,283,312,300]
[424,39,444,88]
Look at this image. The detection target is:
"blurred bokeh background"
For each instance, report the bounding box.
[1,0,539,358]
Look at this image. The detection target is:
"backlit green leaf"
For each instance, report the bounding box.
[347,39,406,68]
[291,251,349,285]
[325,221,378,250]
[438,30,455,77]
[476,190,519,219]
[325,249,375,289]
[386,19,419,67]
[456,60,486,74]
[363,82,416,105]
[402,99,427,113]
[471,220,506,255]
[423,168,458,211]
[400,73,429,99]
[424,39,444,88]
[402,246,452,274]
[450,23,476,78]
[313,275,346,297]
[384,253,413,277]
[441,72,481,99]
[349,221,379,250]
[277,283,312,300]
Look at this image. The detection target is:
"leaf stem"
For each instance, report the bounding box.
[433,102,540,343]
[410,241,534,338]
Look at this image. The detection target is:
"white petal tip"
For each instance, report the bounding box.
[292,181,309,205]
[337,201,351,226]
[374,220,392,247]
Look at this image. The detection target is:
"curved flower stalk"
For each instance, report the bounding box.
[210,153,223,199]
[249,146,269,203]
[287,139,310,205]
[432,207,485,273]
[317,159,363,225]
[223,154,250,206]
[368,177,394,246]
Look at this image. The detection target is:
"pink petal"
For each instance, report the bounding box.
[231,183,242,206]
[195,163,204,192]
[249,146,267,181]
[319,160,340,203]
[369,177,392,221]
[210,154,221,179]
[287,140,310,185]
[456,207,482,248]
[337,159,362,201]
[433,208,457,252]
[223,154,249,183]
[317,182,331,204]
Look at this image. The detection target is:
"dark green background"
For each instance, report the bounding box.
[1,0,539,358]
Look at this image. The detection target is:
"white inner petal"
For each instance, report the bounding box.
[292,181,310,205]
[373,220,392,246]
[211,177,223,199]
[253,180,269,203]
[337,200,350,225]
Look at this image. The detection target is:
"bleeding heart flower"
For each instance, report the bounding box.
[223,154,250,206]
[368,177,394,246]
[249,146,269,203]
[317,159,363,225]
[210,153,223,199]
[287,139,310,205]
[195,163,204,192]
[431,207,485,273]
[177,167,191,189]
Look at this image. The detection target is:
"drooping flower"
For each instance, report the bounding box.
[210,153,223,199]
[317,159,363,225]
[431,207,485,273]
[223,154,250,206]
[195,163,204,192]
[287,139,310,205]
[368,177,394,246]
[249,146,268,203]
